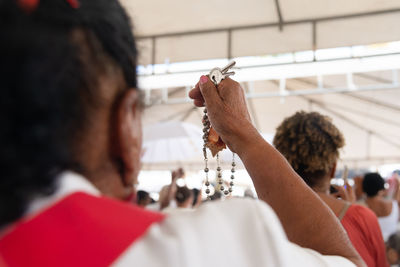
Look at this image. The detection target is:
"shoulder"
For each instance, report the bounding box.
[164,197,277,221]
[20,192,165,244]
[160,198,287,243]
[0,192,165,267]
[348,204,377,219]
[344,204,381,230]
[63,192,164,222]
[114,198,355,267]
[115,198,291,266]
[3,192,164,234]
[169,198,283,229]
[181,197,278,219]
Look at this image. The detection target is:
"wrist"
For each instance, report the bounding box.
[228,122,264,156]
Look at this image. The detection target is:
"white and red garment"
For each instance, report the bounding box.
[0,172,355,267]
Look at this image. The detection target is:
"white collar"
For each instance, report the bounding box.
[26,171,101,217]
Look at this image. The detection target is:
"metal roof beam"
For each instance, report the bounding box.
[136,9,400,39]
[274,0,284,31]
[139,54,400,90]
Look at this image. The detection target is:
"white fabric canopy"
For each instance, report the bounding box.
[141,121,203,163]
[117,0,400,171]
[141,78,400,171]
[121,0,400,64]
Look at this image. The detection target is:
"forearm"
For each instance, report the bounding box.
[160,183,176,210]
[189,77,363,265]
[159,196,170,210]
[235,126,364,266]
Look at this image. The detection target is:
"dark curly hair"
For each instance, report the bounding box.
[273,111,345,187]
[175,186,193,204]
[387,232,400,255]
[0,0,137,227]
[362,172,385,197]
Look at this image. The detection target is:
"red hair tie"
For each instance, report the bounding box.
[66,0,80,9]
[17,0,39,13]
[18,0,80,13]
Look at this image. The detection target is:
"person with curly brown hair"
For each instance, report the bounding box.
[274,111,388,267]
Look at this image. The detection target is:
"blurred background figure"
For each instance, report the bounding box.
[146,168,184,211]
[191,188,202,208]
[273,111,388,267]
[209,190,222,201]
[244,188,256,199]
[175,186,194,209]
[136,190,152,208]
[387,171,400,200]
[330,183,356,203]
[386,232,400,266]
[363,172,400,241]
[353,176,366,202]
[163,186,193,212]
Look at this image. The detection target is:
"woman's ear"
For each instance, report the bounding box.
[112,89,142,190]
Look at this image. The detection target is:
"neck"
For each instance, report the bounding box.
[367,194,383,201]
[84,161,129,200]
[311,177,331,195]
[178,200,192,209]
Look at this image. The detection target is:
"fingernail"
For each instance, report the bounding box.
[200,75,208,85]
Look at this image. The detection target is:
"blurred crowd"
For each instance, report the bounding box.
[136,169,400,266]
[136,168,252,212]
[136,112,400,267]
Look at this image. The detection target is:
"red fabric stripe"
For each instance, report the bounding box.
[0,192,164,267]
[17,0,40,13]
[66,0,80,9]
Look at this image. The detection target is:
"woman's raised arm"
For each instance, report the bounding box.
[189,76,365,267]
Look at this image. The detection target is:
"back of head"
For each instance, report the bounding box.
[192,188,200,206]
[0,0,137,227]
[387,232,400,264]
[273,111,345,187]
[362,172,385,197]
[136,190,150,205]
[210,190,222,201]
[175,186,193,206]
[388,232,400,253]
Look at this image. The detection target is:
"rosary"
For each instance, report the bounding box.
[202,61,237,199]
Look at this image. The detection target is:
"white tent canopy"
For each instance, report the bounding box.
[121,0,400,65]
[120,1,400,171]
[141,84,400,171]
[139,57,400,171]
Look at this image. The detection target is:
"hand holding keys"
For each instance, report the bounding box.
[209,61,236,86]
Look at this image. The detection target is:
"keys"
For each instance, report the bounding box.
[209,60,236,86]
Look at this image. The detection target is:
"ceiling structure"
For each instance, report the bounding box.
[121,0,400,65]
[119,0,400,171]
[140,74,400,171]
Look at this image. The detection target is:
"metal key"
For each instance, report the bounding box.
[209,60,236,86]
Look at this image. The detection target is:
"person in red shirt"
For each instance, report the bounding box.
[273,111,388,267]
[341,204,389,267]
